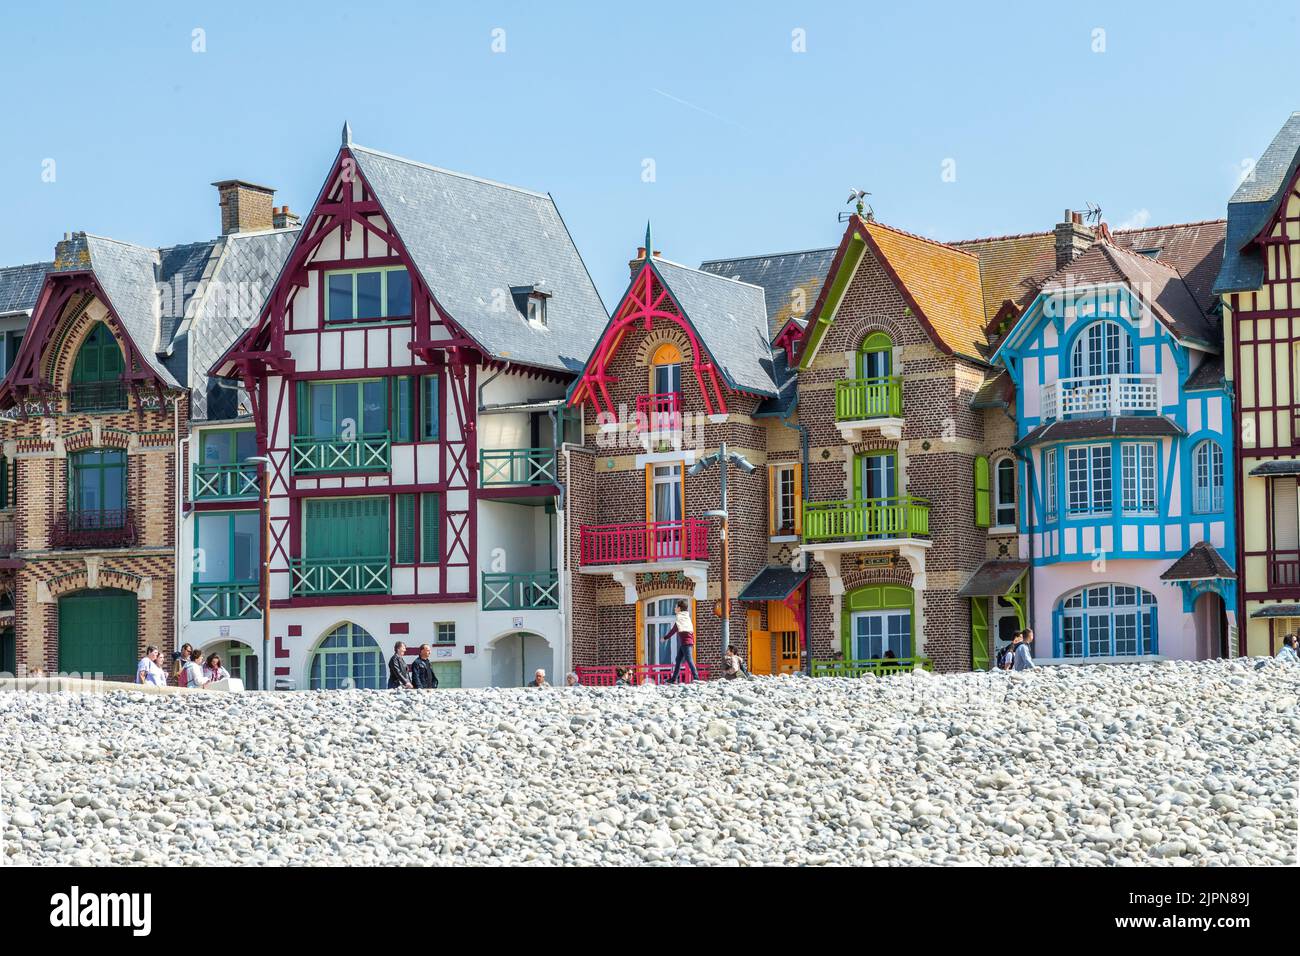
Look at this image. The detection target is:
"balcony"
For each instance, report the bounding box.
[479,448,557,487]
[481,570,559,611]
[193,462,260,501]
[1270,552,1300,590]
[289,556,390,596]
[50,509,137,549]
[192,583,261,620]
[811,656,933,678]
[69,381,128,413]
[803,496,930,544]
[290,433,390,475]
[635,392,682,431]
[579,519,709,566]
[834,376,904,441]
[1040,374,1159,422]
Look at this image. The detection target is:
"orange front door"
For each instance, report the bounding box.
[746,609,773,675]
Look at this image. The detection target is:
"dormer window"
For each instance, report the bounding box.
[527,295,547,327]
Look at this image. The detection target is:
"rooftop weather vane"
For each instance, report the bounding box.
[841,188,871,222]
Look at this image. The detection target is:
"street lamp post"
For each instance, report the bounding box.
[246,454,272,691]
[688,441,754,672]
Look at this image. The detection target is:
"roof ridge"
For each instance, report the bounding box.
[350,143,553,201]
[864,217,979,261]
[952,229,1055,244]
[0,260,54,271]
[1111,217,1227,235]
[81,233,162,255]
[700,246,837,266]
[655,256,767,294]
[1102,237,1185,276]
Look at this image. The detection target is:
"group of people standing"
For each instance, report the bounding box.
[386,642,443,689]
[135,643,229,689]
[996,628,1036,671]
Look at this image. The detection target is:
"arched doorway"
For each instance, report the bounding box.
[489,631,553,687]
[58,588,138,680]
[307,622,385,689]
[201,640,259,689]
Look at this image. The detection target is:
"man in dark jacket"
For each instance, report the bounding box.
[410,643,441,689]
[388,641,413,689]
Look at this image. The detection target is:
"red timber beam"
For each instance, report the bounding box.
[569,261,729,418]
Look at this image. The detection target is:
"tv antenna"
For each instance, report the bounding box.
[1083,202,1103,226]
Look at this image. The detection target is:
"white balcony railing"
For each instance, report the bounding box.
[1040,374,1159,422]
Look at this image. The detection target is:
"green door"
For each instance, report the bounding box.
[304,497,389,558]
[58,589,137,679]
[0,627,14,675]
[430,661,461,688]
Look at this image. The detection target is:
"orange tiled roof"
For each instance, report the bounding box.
[861,219,987,358]
[952,231,1057,323]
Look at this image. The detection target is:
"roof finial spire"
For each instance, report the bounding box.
[342,121,353,147]
[644,220,653,261]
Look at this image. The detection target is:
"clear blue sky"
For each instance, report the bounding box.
[1,0,1297,306]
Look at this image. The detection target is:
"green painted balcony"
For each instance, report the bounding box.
[834,376,904,441]
[481,570,559,611]
[479,448,557,487]
[802,496,930,543]
[191,583,261,620]
[192,462,260,501]
[290,433,391,475]
[811,656,933,678]
[289,556,390,596]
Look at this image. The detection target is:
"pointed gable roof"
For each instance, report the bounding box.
[1215,112,1300,294]
[348,144,607,374]
[1037,239,1216,349]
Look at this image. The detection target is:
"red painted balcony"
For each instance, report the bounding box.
[635,392,682,431]
[50,509,137,549]
[579,519,709,566]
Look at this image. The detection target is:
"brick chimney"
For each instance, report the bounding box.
[1054,209,1095,269]
[53,231,91,272]
[272,205,301,230]
[627,248,662,277]
[212,180,276,235]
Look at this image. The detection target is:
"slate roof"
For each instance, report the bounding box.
[971,368,1014,409]
[957,560,1028,597]
[753,346,797,416]
[0,262,53,316]
[1249,460,1300,476]
[1215,113,1300,294]
[737,566,809,602]
[1185,354,1225,391]
[1038,240,1217,348]
[1159,541,1234,581]
[1013,415,1184,450]
[649,257,775,396]
[1111,220,1225,313]
[349,144,607,374]
[177,228,298,420]
[698,247,836,339]
[157,240,220,346]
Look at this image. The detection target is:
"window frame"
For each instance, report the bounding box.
[299,377,389,439]
[68,448,127,515]
[323,266,413,324]
[992,455,1016,528]
[194,510,260,585]
[1044,447,1058,519]
[420,375,440,441]
[1058,584,1157,659]
[771,463,799,536]
[1191,440,1224,514]
[1066,444,1112,516]
[1120,442,1158,515]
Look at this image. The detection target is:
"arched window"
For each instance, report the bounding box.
[1070,320,1132,381]
[857,331,893,380]
[1058,584,1157,659]
[649,342,682,395]
[993,455,1016,527]
[70,322,126,411]
[1192,441,1224,514]
[308,622,384,689]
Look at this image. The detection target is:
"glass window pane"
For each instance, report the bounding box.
[336,384,360,436]
[422,376,439,440]
[328,274,353,321]
[395,378,412,442]
[203,432,233,464]
[310,383,335,437]
[356,271,382,319]
[197,515,231,583]
[233,512,259,582]
[386,269,411,317]
[362,380,386,434]
[235,430,257,461]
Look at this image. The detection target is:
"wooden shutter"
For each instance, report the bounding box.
[970,597,990,670]
[396,494,415,564]
[305,497,388,558]
[973,455,991,528]
[420,493,441,562]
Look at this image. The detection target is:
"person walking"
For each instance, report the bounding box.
[996,633,1022,671]
[388,642,413,689]
[136,646,166,686]
[410,644,440,689]
[173,643,193,687]
[202,653,229,685]
[661,599,700,684]
[527,668,550,688]
[1013,628,1036,671]
[1276,634,1299,664]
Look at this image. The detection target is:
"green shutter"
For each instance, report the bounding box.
[305,497,389,558]
[394,378,413,442]
[420,493,440,562]
[396,494,415,564]
[422,375,440,440]
[973,455,990,528]
[971,597,990,670]
[295,380,308,434]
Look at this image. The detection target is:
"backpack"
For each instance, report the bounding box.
[995,646,1014,670]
